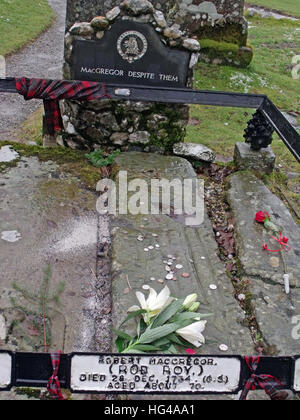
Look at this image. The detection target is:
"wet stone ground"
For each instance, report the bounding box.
[0,147,299,400]
[0,154,111,400]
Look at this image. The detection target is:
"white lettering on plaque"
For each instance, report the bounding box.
[71,355,241,393]
[294,358,300,392]
[0,353,12,389]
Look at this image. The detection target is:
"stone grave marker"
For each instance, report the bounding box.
[70,20,190,88]
[61,1,200,152]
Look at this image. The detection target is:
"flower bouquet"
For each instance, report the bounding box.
[255,211,290,253]
[113,285,211,354]
[255,211,291,294]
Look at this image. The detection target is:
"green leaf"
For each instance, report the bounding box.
[125,349,146,354]
[139,323,180,344]
[112,328,133,342]
[166,333,187,346]
[172,312,213,323]
[115,337,126,353]
[153,337,171,347]
[163,344,178,354]
[137,318,147,338]
[85,149,121,168]
[133,344,162,352]
[151,299,184,329]
[119,309,147,327]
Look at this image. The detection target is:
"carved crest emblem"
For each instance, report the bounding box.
[117,31,148,63]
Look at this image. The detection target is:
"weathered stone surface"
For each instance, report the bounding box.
[0,145,19,162]
[163,25,183,39]
[110,132,129,145]
[153,10,167,28]
[90,16,110,30]
[66,0,250,70]
[0,314,6,341]
[111,153,253,366]
[69,22,93,37]
[173,142,216,162]
[106,6,121,21]
[63,4,196,152]
[234,142,276,175]
[120,0,154,16]
[129,131,151,144]
[228,171,300,355]
[0,157,98,355]
[182,38,201,51]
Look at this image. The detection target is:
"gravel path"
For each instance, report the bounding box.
[246,5,298,21]
[0,0,66,137]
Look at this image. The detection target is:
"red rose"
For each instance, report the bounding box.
[255,211,270,223]
[186,348,196,355]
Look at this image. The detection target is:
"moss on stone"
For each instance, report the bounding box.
[197,22,247,47]
[14,388,41,399]
[199,39,253,67]
[0,141,102,189]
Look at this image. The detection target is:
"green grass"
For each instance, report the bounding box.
[0,0,55,56]
[187,16,300,170]
[247,0,300,18]
[187,15,300,220]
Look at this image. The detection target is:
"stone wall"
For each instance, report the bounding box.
[66,1,251,67]
[67,1,247,45]
[61,1,199,153]
[169,0,248,47]
[66,0,117,30]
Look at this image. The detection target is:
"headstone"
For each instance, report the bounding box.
[71,20,190,88]
[62,1,199,152]
[66,1,251,67]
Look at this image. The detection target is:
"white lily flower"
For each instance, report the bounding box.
[176,320,207,348]
[189,302,200,312]
[128,284,174,324]
[183,293,198,310]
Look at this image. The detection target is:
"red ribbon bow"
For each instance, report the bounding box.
[47,352,65,400]
[240,356,284,400]
[262,232,291,253]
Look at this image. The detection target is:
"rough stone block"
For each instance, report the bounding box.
[111,153,253,362]
[234,142,276,174]
[173,142,215,163]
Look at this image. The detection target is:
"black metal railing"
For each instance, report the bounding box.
[0,77,299,162]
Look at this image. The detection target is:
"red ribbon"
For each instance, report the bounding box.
[240,356,284,400]
[47,352,65,400]
[262,232,291,253]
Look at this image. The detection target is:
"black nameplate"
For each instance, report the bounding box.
[70,21,191,88]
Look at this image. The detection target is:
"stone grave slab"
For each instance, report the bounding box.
[110,153,252,356]
[0,157,98,356]
[109,152,255,399]
[228,171,300,355]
